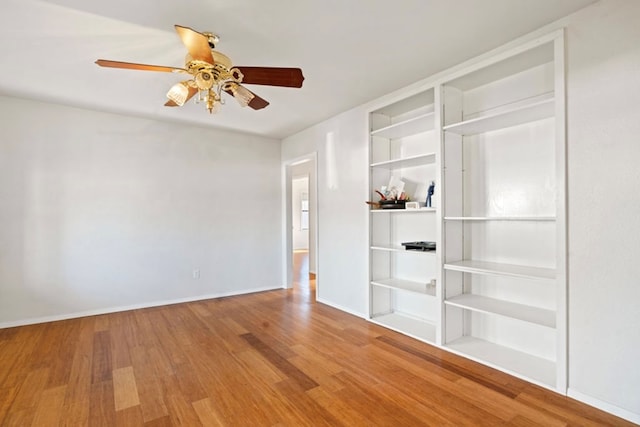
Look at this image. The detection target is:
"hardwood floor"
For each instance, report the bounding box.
[0,256,634,426]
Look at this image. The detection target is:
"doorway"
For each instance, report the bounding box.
[284,154,317,299]
[291,175,314,296]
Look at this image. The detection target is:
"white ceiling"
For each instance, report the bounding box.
[0,0,596,139]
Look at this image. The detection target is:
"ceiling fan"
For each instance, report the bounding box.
[95,25,304,114]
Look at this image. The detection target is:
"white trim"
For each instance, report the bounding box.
[316,298,366,319]
[567,389,640,425]
[0,285,282,329]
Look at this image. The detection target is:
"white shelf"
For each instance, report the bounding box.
[370,312,436,343]
[370,152,436,169]
[444,260,555,281]
[445,336,556,389]
[443,96,554,136]
[371,278,436,296]
[445,294,555,328]
[371,112,435,139]
[370,207,436,214]
[370,245,436,254]
[444,216,555,221]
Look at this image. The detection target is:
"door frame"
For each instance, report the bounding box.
[282,152,318,296]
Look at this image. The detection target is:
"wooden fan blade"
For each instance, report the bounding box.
[247,92,270,110]
[164,86,198,107]
[174,25,214,64]
[95,59,185,73]
[223,87,270,110]
[235,67,304,88]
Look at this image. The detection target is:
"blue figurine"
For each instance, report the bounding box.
[426,181,435,207]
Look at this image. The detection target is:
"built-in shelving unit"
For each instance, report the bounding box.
[368,89,439,344]
[440,31,566,392]
[365,30,566,394]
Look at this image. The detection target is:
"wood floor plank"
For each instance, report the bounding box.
[3,409,35,426]
[46,321,81,388]
[31,384,67,427]
[192,397,227,427]
[306,385,373,426]
[241,332,319,391]
[114,405,145,426]
[377,334,522,398]
[91,330,112,384]
[113,366,140,411]
[10,367,49,413]
[287,354,345,392]
[109,314,133,370]
[0,255,634,426]
[0,325,46,389]
[92,314,110,332]
[89,380,116,427]
[272,379,344,426]
[142,415,173,427]
[60,398,90,427]
[369,381,458,426]
[129,346,169,422]
[0,386,18,425]
[332,370,430,426]
[233,349,288,384]
[60,318,93,426]
[164,392,202,426]
[455,377,567,427]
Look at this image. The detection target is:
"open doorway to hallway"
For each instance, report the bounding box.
[291,171,314,296]
[293,249,315,298]
[285,154,317,298]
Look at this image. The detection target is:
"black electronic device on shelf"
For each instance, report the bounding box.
[402,241,436,251]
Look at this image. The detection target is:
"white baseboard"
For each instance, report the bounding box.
[0,285,282,329]
[568,388,640,424]
[316,297,366,319]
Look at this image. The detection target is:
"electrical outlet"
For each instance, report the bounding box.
[192,269,200,279]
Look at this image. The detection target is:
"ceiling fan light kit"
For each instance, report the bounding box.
[95,25,304,114]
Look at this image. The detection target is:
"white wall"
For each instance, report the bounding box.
[565,0,640,419]
[282,111,370,315]
[282,0,640,421]
[291,176,309,250]
[0,96,283,326]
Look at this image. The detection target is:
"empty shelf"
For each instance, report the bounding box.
[445,294,555,328]
[443,96,554,136]
[370,152,436,169]
[446,336,556,389]
[370,312,436,343]
[371,278,436,296]
[444,260,555,281]
[371,112,435,139]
